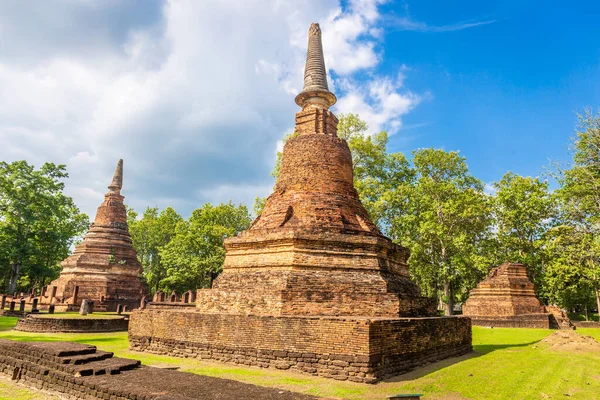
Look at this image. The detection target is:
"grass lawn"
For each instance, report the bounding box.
[0,317,599,399]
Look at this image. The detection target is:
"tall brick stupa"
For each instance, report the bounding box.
[129,23,472,383]
[38,159,147,312]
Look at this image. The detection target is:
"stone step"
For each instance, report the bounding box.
[27,341,97,357]
[73,357,140,376]
[59,350,114,365]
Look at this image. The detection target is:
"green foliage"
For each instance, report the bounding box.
[159,202,251,293]
[252,196,266,218]
[493,172,556,287]
[390,148,493,315]
[0,161,89,294]
[128,206,183,292]
[546,110,600,312]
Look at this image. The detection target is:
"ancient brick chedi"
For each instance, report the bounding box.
[129,23,472,383]
[38,160,147,312]
[463,262,572,329]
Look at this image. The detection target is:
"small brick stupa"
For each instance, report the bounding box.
[463,262,572,329]
[129,23,472,383]
[38,160,147,312]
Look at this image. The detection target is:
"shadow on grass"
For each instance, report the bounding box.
[382,340,542,384]
[473,340,541,355]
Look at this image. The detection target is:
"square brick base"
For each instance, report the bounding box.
[128,309,472,383]
[468,314,553,329]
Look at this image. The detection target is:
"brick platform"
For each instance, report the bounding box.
[129,309,472,383]
[15,315,129,333]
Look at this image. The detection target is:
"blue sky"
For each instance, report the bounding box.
[373,1,600,183]
[0,1,598,218]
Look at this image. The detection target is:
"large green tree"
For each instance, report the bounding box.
[390,149,493,315]
[0,161,89,294]
[553,110,600,313]
[128,206,183,292]
[493,172,556,285]
[159,202,251,293]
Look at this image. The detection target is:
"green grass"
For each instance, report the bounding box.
[0,377,58,400]
[0,317,599,399]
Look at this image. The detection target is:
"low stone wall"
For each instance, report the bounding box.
[0,310,27,318]
[129,309,472,383]
[15,315,129,333]
[469,314,552,329]
[573,321,600,328]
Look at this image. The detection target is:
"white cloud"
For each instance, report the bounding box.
[336,75,421,134]
[0,0,422,219]
[386,5,495,33]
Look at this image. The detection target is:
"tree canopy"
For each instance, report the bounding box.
[0,161,89,294]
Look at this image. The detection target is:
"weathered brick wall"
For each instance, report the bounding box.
[469,314,552,329]
[15,316,129,333]
[129,309,471,383]
[196,266,436,317]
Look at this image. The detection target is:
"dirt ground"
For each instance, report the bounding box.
[541,330,600,353]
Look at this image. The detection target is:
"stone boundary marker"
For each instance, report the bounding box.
[0,339,317,400]
[15,315,129,333]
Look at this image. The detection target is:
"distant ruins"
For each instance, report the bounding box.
[129,23,472,383]
[463,262,573,329]
[38,159,147,312]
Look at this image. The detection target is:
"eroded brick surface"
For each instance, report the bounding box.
[463,263,573,329]
[129,311,472,383]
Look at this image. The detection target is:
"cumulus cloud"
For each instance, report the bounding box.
[0,0,421,218]
[336,72,422,134]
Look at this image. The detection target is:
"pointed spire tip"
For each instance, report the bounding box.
[108,159,123,193]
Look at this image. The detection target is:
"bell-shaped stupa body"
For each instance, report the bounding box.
[39,160,147,312]
[195,23,433,318]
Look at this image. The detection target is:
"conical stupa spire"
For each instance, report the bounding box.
[108,159,123,193]
[295,23,336,109]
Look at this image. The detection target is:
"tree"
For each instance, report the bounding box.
[159,202,251,293]
[544,225,597,318]
[128,206,183,293]
[554,109,600,313]
[493,172,556,285]
[390,149,493,315]
[0,161,89,294]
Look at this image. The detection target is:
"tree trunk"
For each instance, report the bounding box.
[594,281,600,321]
[443,280,454,316]
[585,305,589,321]
[8,261,21,295]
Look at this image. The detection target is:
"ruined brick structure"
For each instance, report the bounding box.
[129,23,472,383]
[0,340,311,399]
[38,160,147,312]
[463,262,574,329]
